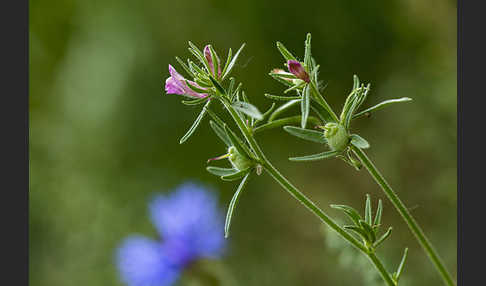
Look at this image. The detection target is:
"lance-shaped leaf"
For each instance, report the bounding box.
[182,96,208,106]
[221,168,251,181]
[232,101,263,120]
[365,194,372,225]
[331,204,362,226]
[209,75,226,95]
[269,99,301,121]
[222,48,232,76]
[260,102,276,121]
[179,101,211,144]
[350,134,370,149]
[301,84,310,128]
[188,41,211,72]
[373,227,393,248]
[209,120,232,147]
[185,80,210,94]
[344,225,370,242]
[206,166,238,177]
[225,173,250,238]
[353,97,413,119]
[374,199,383,228]
[283,126,327,144]
[276,41,297,61]
[289,150,340,162]
[175,56,195,78]
[264,94,300,101]
[394,248,409,283]
[359,219,376,242]
[227,77,236,97]
[304,33,312,69]
[222,43,246,80]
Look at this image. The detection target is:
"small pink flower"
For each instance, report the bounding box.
[287,60,310,83]
[165,65,208,98]
[204,45,221,78]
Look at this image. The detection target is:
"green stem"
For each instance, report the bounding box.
[351,146,456,286]
[254,115,321,134]
[220,98,394,286]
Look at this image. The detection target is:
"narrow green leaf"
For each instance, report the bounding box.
[269,99,301,121]
[222,43,246,80]
[374,199,383,228]
[179,101,210,144]
[260,102,276,121]
[270,74,293,87]
[208,45,220,78]
[265,94,301,101]
[301,84,310,128]
[181,97,208,106]
[276,41,297,61]
[283,126,327,144]
[396,248,409,282]
[185,80,209,94]
[304,33,312,69]
[209,75,226,95]
[353,74,360,90]
[269,72,298,80]
[206,166,238,177]
[232,82,243,100]
[373,227,393,248]
[175,56,195,78]
[221,168,250,181]
[359,219,376,242]
[310,101,332,123]
[232,101,263,120]
[209,120,232,147]
[365,194,372,225]
[227,77,236,97]
[350,134,370,149]
[225,173,250,238]
[353,97,413,119]
[206,108,226,128]
[289,150,340,162]
[343,225,370,241]
[330,204,362,226]
[188,41,211,71]
[222,48,232,75]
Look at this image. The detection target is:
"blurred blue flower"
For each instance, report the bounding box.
[116,183,226,286]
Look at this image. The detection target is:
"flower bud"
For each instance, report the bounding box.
[204,45,221,78]
[228,146,254,171]
[323,122,349,151]
[287,60,310,83]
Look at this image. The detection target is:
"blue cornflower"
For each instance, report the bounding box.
[116,183,226,286]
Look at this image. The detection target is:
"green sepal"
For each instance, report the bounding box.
[179,100,210,144]
[373,227,393,248]
[394,248,409,283]
[206,166,238,177]
[330,204,362,226]
[301,84,310,128]
[353,97,413,119]
[209,120,232,147]
[222,43,246,80]
[270,73,293,87]
[374,199,383,229]
[208,45,220,78]
[289,150,340,162]
[304,33,312,69]
[221,168,251,181]
[343,225,370,242]
[224,173,250,238]
[350,134,370,149]
[283,126,327,144]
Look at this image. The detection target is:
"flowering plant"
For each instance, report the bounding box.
[163,34,455,286]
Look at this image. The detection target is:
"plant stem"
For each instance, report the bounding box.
[221,98,394,286]
[351,146,456,286]
[254,115,321,134]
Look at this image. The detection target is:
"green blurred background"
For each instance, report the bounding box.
[29,0,456,285]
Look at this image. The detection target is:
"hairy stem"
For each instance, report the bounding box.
[220,98,394,285]
[351,146,456,286]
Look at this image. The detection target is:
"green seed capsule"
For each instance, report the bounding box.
[323,123,349,151]
[228,146,254,171]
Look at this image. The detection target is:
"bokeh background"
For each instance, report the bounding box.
[29,0,456,285]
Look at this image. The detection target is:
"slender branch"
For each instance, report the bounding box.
[220,98,394,285]
[351,146,456,286]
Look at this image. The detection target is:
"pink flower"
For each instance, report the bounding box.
[287,60,310,83]
[204,45,221,78]
[165,65,209,98]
